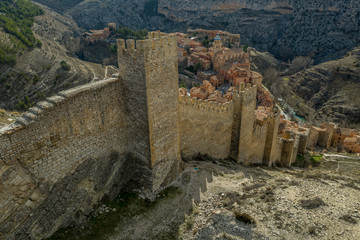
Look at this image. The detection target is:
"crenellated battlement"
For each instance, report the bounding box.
[179,95,233,113]
[232,83,257,101]
[117,32,177,56]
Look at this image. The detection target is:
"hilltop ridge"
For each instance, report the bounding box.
[33,0,360,64]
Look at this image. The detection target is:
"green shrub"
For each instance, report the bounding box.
[202,36,210,48]
[33,74,39,84]
[299,197,326,209]
[109,43,117,53]
[194,62,202,72]
[114,27,148,39]
[60,61,70,71]
[243,45,248,53]
[180,80,186,88]
[233,211,256,225]
[0,0,43,66]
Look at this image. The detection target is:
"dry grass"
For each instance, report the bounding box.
[299,197,327,209]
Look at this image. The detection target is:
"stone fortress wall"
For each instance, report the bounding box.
[0,79,132,239]
[117,32,182,192]
[1,78,126,183]
[179,95,234,159]
[0,31,311,239]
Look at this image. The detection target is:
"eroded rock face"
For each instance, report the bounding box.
[35,0,360,63]
[158,0,360,63]
[285,48,360,125]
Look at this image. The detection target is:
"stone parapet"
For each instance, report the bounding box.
[179,95,233,113]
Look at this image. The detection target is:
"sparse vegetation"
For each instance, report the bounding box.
[109,43,117,53]
[299,197,326,209]
[60,61,70,71]
[309,226,317,235]
[243,45,248,53]
[202,36,210,48]
[49,187,181,240]
[339,214,358,224]
[114,27,148,40]
[0,0,43,65]
[33,75,39,84]
[180,80,186,88]
[288,56,314,74]
[184,214,195,230]
[233,211,256,225]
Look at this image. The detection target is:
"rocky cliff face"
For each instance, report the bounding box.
[34,0,360,64]
[0,4,116,111]
[158,0,360,63]
[284,48,360,126]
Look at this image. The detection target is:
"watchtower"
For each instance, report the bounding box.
[117,32,181,193]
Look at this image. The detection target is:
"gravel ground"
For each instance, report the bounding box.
[178,157,360,240]
[56,154,360,240]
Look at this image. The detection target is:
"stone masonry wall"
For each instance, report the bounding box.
[263,111,280,166]
[250,122,268,165]
[237,85,257,166]
[1,78,126,184]
[117,33,182,192]
[0,78,131,239]
[144,32,182,191]
[179,96,234,160]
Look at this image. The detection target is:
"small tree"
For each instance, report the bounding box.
[289,56,314,74]
[202,36,210,48]
[60,61,70,71]
[194,62,202,72]
[180,80,186,88]
[243,45,248,53]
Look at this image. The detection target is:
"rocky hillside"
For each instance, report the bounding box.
[50,156,360,240]
[34,0,360,64]
[0,3,116,111]
[277,48,360,127]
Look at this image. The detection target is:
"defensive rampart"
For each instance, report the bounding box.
[179,96,234,159]
[117,32,181,192]
[0,78,134,239]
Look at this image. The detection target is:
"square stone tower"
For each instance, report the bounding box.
[117,32,181,193]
